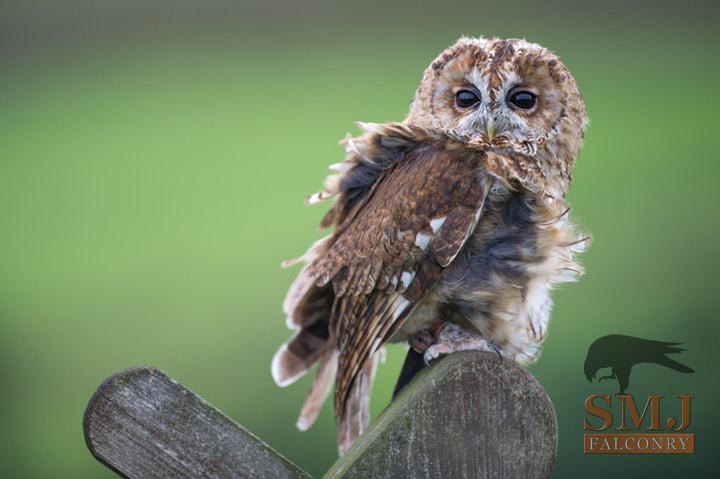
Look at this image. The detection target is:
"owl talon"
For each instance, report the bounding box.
[487,341,503,362]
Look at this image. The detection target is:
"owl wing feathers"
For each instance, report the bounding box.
[300,125,490,451]
[317,122,431,231]
[276,123,490,453]
[272,124,426,393]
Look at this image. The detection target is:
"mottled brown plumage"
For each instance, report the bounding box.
[272,36,589,454]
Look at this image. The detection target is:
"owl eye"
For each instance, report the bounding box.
[455,90,481,108]
[507,90,537,110]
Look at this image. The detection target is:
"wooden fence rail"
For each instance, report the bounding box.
[84,351,556,478]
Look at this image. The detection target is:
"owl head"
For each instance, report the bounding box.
[407,37,587,197]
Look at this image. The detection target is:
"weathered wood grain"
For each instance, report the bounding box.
[85,352,556,479]
[83,367,312,479]
[324,351,557,479]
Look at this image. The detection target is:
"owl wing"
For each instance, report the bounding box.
[305,125,490,451]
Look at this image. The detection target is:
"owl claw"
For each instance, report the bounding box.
[423,323,502,365]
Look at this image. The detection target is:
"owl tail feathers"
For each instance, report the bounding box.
[296,347,339,431]
[336,352,380,455]
[271,323,330,388]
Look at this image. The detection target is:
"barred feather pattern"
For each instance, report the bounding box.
[272,36,590,455]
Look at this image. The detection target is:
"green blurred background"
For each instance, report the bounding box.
[2,1,718,477]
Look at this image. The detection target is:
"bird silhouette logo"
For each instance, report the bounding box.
[584,334,694,394]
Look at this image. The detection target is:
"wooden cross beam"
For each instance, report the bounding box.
[83,351,556,478]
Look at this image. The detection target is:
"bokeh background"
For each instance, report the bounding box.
[2,0,719,477]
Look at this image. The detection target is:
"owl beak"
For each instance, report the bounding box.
[486,117,496,142]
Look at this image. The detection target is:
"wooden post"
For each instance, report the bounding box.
[325,351,556,478]
[83,367,312,479]
[84,352,556,478]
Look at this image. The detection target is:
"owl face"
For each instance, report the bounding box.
[408,37,587,187]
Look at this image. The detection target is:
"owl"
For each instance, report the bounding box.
[271,36,589,454]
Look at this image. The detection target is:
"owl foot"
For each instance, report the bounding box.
[423,323,502,365]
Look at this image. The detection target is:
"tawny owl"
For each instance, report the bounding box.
[272,36,589,454]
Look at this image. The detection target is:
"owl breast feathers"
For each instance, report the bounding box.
[271,36,589,454]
